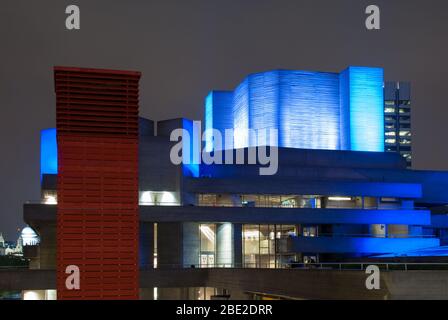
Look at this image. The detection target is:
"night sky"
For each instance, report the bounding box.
[1,0,447,240]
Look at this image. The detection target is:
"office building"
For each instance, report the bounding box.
[384,81,412,167]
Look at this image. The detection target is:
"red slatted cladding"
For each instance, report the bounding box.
[55,67,140,300]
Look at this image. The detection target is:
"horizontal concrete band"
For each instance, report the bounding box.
[291,236,440,254]
[24,204,431,225]
[4,268,448,300]
[0,268,381,299]
[186,178,422,198]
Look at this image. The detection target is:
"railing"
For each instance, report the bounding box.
[3,263,448,271]
[298,233,437,239]
[149,262,448,271]
[283,262,448,271]
[25,200,431,211]
[0,266,29,270]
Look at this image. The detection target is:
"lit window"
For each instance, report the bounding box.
[400,139,411,145]
[328,196,352,201]
[399,131,411,137]
[385,101,395,106]
[384,107,395,113]
[385,131,396,136]
[303,226,318,237]
[42,191,57,205]
[385,139,396,144]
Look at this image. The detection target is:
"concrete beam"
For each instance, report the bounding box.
[25,204,431,226]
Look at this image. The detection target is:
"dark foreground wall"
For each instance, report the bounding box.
[2,268,448,300]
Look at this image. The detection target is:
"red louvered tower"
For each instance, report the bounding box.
[54,66,140,299]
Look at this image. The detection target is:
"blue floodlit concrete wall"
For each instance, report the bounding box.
[291,236,440,254]
[205,91,233,152]
[40,128,58,179]
[341,67,385,152]
[205,66,384,152]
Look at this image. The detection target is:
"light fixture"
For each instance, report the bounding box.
[200,225,215,242]
[44,195,57,205]
[328,196,352,201]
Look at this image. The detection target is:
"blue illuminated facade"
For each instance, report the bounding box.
[341,67,385,152]
[205,66,384,152]
[40,128,58,179]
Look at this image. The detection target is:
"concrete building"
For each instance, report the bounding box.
[384,81,412,167]
[18,66,448,300]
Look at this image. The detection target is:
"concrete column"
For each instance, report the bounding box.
[217,223,233,267]
[36,223,56,270]
[139,222,154,269]
[233,223,243,268]
[183,222,200,268]
[157,222,183,268]
[139,288,155,300]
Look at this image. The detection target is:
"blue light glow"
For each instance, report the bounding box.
[40,128,58,179]
[182,119,200,177]
[205,92,213,152]
[205,91,233,152]
[279,70,340,149]
[291,236,440,254]
[205,66,385,152]
[342,67,385,152]
[233,79,250,148]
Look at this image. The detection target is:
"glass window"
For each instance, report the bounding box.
[400,139,411,145]
[399,131,411,137]
[303,226,318,237]
[399,100,411,106]
[200,224,216,267]
[303,255,318,264]
[399,108,410,114]
[243,224,297,268]
[385,116,396,122]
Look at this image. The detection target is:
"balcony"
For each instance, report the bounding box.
[139,206,431,225]
[289,235,439,254]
